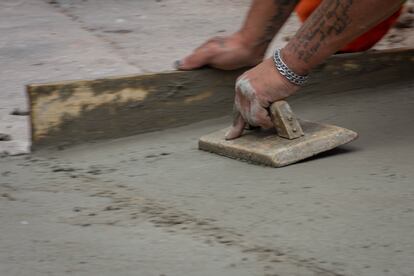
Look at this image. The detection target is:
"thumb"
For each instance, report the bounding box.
[225,112,246,140]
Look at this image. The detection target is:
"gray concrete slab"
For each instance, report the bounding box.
[1,77,413,276]
[0,190,271,276]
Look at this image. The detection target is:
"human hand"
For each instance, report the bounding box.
[225,58,299,140]
[175,32,264,70]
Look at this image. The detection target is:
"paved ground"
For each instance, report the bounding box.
[1,1,414,276]
[1,77,414,276]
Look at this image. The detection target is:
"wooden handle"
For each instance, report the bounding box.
[270,101,304,140]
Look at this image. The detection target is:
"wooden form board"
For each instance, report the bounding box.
[28,69,243,149]
[27,48,414,150]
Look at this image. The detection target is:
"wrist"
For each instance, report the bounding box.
[280,47,312,76]
[273,49,309,86]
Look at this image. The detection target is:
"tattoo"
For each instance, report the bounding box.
[287,0,354,63]
[257,0,299,46]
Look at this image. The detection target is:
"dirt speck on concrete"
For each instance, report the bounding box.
[10,108,29,116]
[0,133,12,141]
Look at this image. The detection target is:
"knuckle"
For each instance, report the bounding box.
[235,75,245,88]
[234,96,241,109]
[235,76,255,98]
[246,103,259,126]
[250,116,263,127]
[244,115,256,126]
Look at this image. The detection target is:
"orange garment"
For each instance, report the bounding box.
[295,0,402,52]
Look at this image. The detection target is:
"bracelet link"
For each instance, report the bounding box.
[273,49,308,86]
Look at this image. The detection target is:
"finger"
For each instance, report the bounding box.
[249,100,273,129]
[195,36,221,51]
[225,111,246,140]
[176,46,216,70]
[234,76,256,124]
[235,88,253,125]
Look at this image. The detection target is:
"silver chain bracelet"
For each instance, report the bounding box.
[273,49,308,86]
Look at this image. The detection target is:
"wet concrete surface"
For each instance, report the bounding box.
[1,78,413,276]
[1,0,414,275]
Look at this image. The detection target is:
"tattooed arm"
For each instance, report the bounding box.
[282,0,404,75]
[177,0,299,70]
[226,0,405,140]
[240,0,299,51]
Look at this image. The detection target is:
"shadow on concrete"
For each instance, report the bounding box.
[297,145,361,165]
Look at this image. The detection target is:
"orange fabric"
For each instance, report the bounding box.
[295,0,402,52]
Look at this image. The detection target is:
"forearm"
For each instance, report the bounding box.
[239,0,299,53]
[282,0,404,75]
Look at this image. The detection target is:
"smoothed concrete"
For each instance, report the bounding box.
[1,78,413,276]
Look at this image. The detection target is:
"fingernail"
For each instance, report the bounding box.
[225,125,242,140]
[174,60,181,69]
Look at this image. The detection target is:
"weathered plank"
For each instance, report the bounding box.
[28,48,414,150]
[28,69,243,149]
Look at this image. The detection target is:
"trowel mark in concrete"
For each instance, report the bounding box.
[53,169,344,276]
